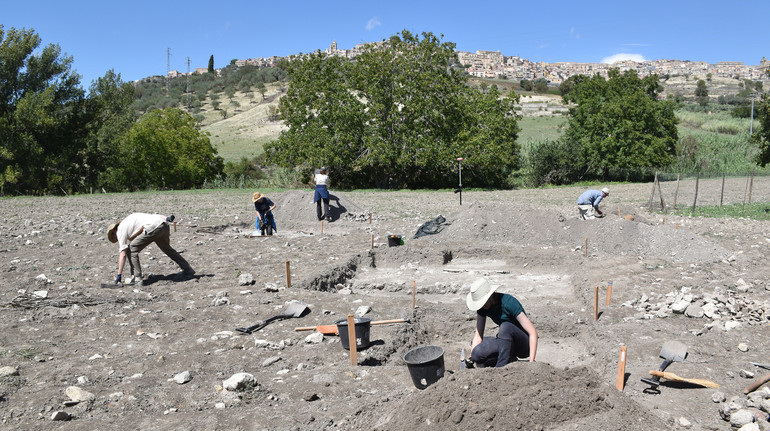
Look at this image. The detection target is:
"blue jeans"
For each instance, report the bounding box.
[470,321,530,367]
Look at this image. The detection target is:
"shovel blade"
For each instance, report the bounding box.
[660,340,688,363]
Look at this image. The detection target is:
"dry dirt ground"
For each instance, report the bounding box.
[1,180,770,430]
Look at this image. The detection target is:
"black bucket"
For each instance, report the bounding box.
[403,345,445,389]
[335,317,371,350]
[388,235,403,247]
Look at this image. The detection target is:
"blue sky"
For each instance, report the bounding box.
[4,1,769,88]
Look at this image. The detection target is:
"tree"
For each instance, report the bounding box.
[563,69,678,178]
[266,30,520,188]
[81,70,137,189]
[100,108,223,190]
[520,79,533,91]
[0,25,84,194]
[753,93,770,167]
[208,55,215,74]
[695,79,708,106]
[534,78,548,93]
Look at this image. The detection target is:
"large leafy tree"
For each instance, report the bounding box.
[100,108,223,190]
[0,25,84,194]
[753,93,770,167]
[266,30,520,188]
[563,69,678,178]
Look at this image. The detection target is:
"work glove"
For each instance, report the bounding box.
[114,274,122,284]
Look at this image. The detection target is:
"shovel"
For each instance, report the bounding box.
[641,340,688,389]
[236,302,310,334]
[294,310,410,335]
[648,370,719,388]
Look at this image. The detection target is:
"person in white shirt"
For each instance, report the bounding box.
[107,213,194,285]
[314,167,331,221]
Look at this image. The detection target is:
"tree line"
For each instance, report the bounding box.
[3,25,768,195]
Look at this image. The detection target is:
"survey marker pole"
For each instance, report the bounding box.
[455,157,463,206]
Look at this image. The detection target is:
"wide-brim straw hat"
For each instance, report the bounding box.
[107,222,119,243]
[466,278,501,311]
[252,192,264,202]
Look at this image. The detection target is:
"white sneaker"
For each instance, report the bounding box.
[126,275,144,285]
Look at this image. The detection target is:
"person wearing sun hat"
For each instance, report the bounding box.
[252,192,277,235]
[577,187,610,220]
[466,277,538,367]
[107,213,194,285]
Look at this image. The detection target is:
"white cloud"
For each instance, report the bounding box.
[601,53,647,64]
[366,17,381,31]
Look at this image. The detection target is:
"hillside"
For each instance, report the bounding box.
[198,75,754,164]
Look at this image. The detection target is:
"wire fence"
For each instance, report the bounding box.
[647,172,769,211]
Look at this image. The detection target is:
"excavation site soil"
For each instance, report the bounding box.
[2,179,770,430]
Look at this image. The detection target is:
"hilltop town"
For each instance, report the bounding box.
[177,40,770,85]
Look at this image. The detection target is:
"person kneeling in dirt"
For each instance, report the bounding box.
[466,277,538,367]
[577,187,609,220]
[108,213,194,285]
[252,192,277,236]
[314,167,331,222]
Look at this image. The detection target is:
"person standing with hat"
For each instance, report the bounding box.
[466,277,538,367]
[314,167,331,222]
[577,187,610,220]
[252,192,277,236]
[107,213,194,285]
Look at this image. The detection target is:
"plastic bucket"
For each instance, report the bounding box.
[335,317,371,350]
[403,345,445,389]
[388,235,403,247]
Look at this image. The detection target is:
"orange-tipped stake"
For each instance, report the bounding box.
[593,286,599,321]
[285,261,291,288]
[606,281,613,306]
[347,314,358,366]
[616,346,627,390]
[412,280,416,309]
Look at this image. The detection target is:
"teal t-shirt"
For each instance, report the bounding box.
[478,293,525,325]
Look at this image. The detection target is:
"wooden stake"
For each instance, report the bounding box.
[606,281,613,306]
[285,261,291,288]
[593,286,599,321]
[720,173,725,207]
[347,314,357,366]
[616,346,627,391]
[648,172,658,210]
[321,220,324,234]
[584,237,588,257]
[673,173,680,210]
[173,221,177,232]
[656,176,666,212]
[369,213,372,224]
[370,234,374,250]
[676,223,679,231]
[691,172,700,216]
[743,174,750,208]
[412,280,416,309]
[748,172,754,204]
[618,208,621,217]
[662,218,665,225]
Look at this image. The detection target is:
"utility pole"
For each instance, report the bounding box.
[186,57,191,110]
[166,47,171,94]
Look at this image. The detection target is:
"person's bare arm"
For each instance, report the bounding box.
[516,313,538,362]
[128,226,143,241]
[117,249,127,275]
[470,314,486,354]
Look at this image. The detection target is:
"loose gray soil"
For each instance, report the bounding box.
[1,179,770,430]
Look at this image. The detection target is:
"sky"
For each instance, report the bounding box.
[4,0,769,88]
